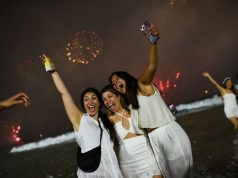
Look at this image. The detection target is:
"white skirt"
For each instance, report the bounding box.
[119,135,161,178]
[148,121,193,178]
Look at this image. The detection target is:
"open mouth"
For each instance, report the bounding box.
[88,105,96,112]
[107,102,115,111]
[116,84,123,89]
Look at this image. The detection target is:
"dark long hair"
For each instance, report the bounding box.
[109,71,139,109]
[80,87,115,141]
[222,78,236,94]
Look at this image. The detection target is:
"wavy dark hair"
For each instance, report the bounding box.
[80,87,114,141]
[109,71,139,109]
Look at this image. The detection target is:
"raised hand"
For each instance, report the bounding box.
[202,72,210,78]
[39,54,56,72]
[140,21,160,44]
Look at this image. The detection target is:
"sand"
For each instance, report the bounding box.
[0,106,237,178]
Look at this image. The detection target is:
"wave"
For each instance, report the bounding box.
[176,94,223,116]
[10,132,75,153]
[10,95,224,153]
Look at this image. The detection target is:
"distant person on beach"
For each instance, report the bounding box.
[203,72,238,130]
[40,54,123,178]
[101,85,162,178]
[0,92,30,110]
[109,22,193,178]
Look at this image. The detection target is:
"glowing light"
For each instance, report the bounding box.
[175,72,181,79]
[155,72,182,97]
[65,30,103,64]
[166,79,170,89]
[15,137,21,142]
[205,90,208,94]
[11,125,22,144]
[159,80,164,92]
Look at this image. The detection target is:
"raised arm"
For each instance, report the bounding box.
[138,22,159,95]
[0,92,30,110]
[202,72,225,95]
[40,54,82,130]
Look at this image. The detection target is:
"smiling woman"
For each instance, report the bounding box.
[39,54,123,177]
[101,85,162,178]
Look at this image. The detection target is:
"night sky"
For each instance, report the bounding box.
[0,0,238,147]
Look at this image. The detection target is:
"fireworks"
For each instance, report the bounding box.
[66,30,103,64]
[11,125,22,144]
[155,72,181,96]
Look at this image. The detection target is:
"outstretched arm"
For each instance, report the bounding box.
[40,54,82,130]
[138,22,159,95]
[202,72,225,94]
[0,92,30,110]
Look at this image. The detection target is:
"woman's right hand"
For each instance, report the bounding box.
[202,72,210,78]
[39,54,56,72]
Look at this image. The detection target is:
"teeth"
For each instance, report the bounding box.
[117,84,123,89]
[107,103,114,110]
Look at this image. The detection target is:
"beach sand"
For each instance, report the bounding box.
[0,106,237,178]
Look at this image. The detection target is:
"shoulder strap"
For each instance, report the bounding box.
[98,120,103,144]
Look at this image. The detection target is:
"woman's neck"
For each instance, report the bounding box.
[89,113,99,120]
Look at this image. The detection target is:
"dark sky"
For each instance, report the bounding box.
[0,0,238,146]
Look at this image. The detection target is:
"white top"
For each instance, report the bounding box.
[114,112,144,141]
[137,84,175,128]
[74,113,123,178]
[223,93,238,118]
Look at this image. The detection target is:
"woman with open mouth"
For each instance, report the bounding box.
[101,85,162,178]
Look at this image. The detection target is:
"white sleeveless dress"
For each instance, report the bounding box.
[74,114,123,178]
[223,93,238,119]
[114,114,161,178]
[135,85,193,178]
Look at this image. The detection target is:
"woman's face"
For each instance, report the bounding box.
[225,79,233,89]
[83,92,100,117]
[111,75,126,94]
[102,91,122,113]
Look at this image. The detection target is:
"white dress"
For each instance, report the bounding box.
[223,93,238,119]
[136,85,193,178]
[74,113,123,178]
[114,114,161,178]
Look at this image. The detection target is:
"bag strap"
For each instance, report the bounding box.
[98,119,103,145]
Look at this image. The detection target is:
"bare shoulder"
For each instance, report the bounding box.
[109,114,121,124]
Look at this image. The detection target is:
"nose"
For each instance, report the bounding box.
[104,98,111,106]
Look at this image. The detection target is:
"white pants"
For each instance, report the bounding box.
[148,121,193,178]
[119,135,161,178]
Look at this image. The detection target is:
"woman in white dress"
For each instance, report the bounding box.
[40,54,123,178]
[101,85,162,178]
[203,72,238,129]
[109,22,193,178]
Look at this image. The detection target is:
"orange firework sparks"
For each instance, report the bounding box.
[11,125,22,144]
[155,72,182,97]
[66,30,103,64]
